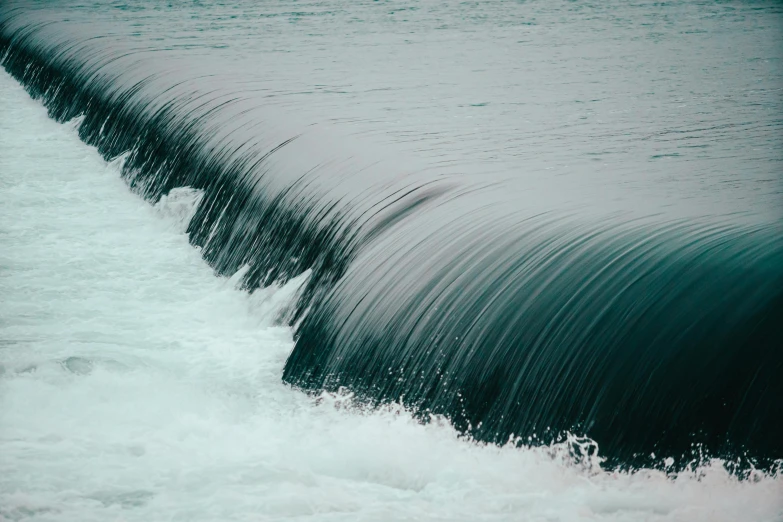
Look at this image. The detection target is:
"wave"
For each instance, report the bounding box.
[2,5,781,471]
[287,206,783,469]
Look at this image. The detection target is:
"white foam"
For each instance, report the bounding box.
[1,70,781,522]
[154,187,205,233]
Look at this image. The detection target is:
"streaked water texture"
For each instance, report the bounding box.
[2,67,782,522]
[1,1,783,517]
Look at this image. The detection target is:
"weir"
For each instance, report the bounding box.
[2,5,781,470]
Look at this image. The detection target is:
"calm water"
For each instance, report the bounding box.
[5,0,783,213]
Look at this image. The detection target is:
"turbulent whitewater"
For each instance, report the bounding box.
[1,0,782,519]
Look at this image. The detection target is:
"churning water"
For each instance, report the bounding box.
[1,0,782,520]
